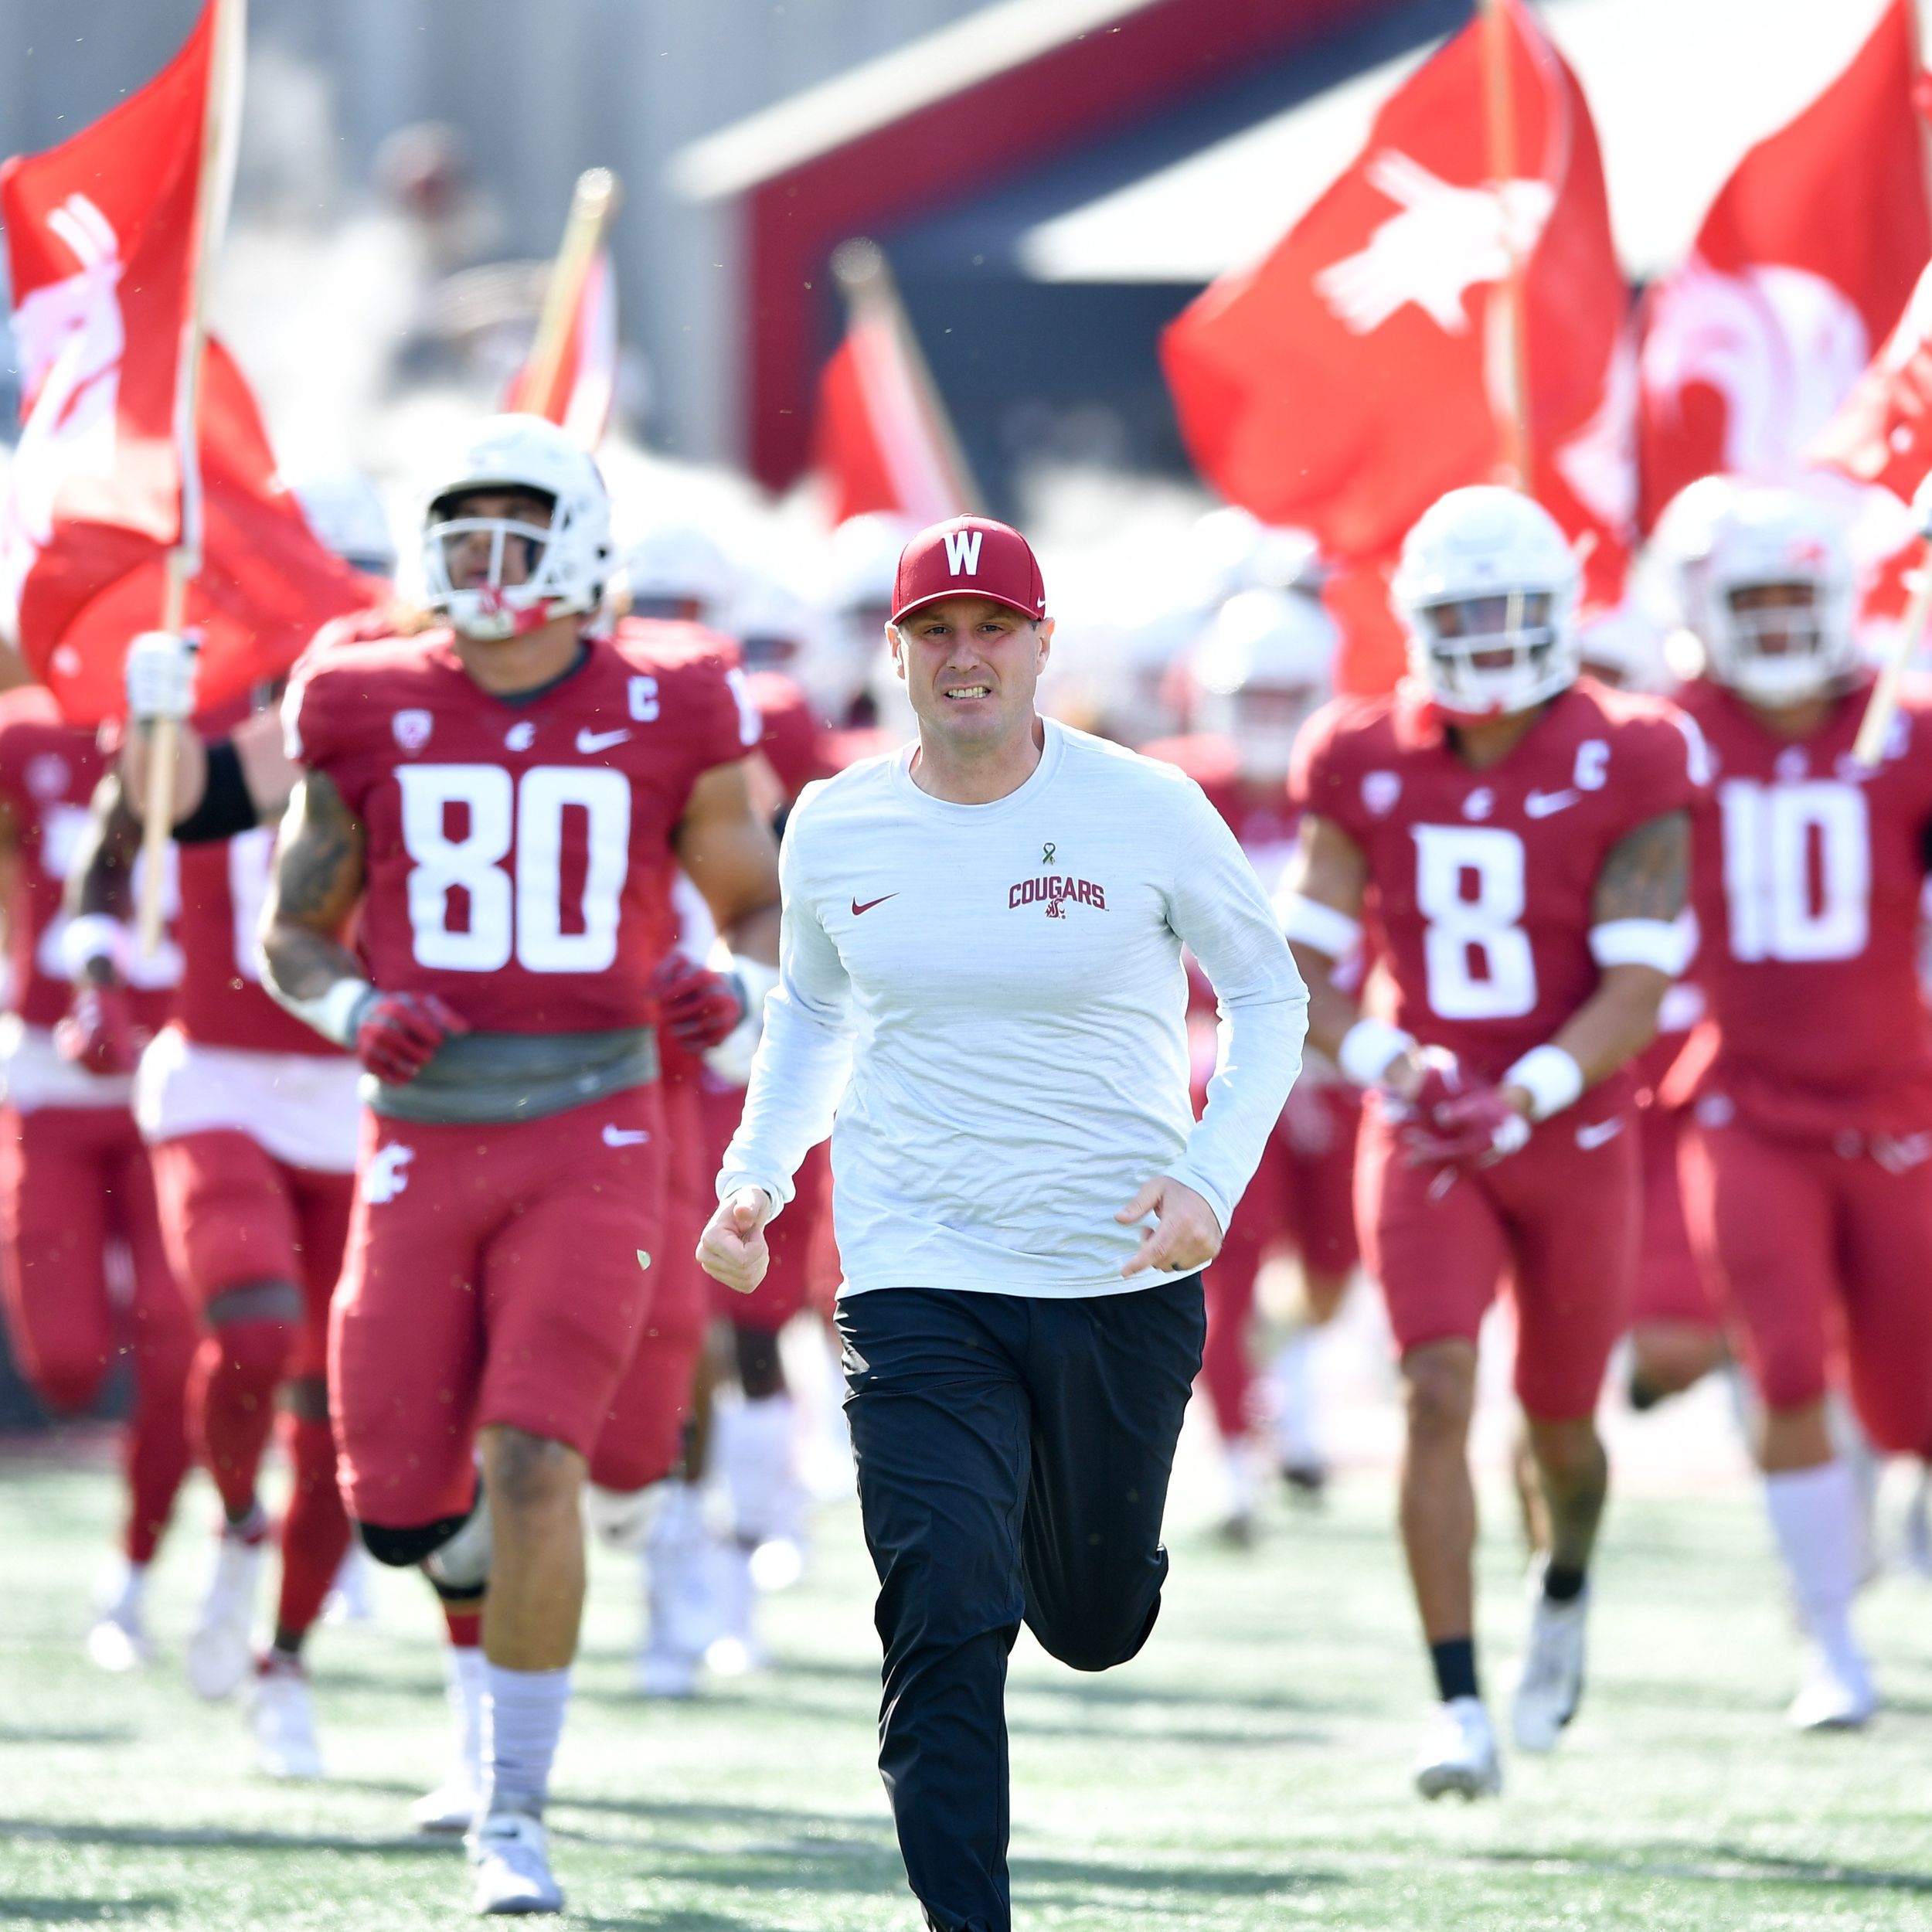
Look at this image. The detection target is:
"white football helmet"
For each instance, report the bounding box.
[623,521,734,623]
[420,415,612,641]
[1393,488,1580,716]
[290,468,396,580]
[1577,603,1672,694]
[1692,488,1855,705]
[1192,588,1338,781]
[805,513,915,722]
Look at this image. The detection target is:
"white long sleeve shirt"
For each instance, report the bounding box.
[719,720,1307,1298]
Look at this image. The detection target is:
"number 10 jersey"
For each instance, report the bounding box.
[284,620,757,1033]
[1292,678,1703,1090]
[1670,672,1932,1139]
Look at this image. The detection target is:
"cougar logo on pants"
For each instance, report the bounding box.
[364,1145,415,1205]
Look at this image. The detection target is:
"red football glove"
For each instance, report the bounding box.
[54,981,140,1077]
[651,951,746,1053]
[1400,1069,1532,1170]
[355,991,468,1084]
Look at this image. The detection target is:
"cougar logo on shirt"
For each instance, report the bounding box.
[392,709,433,753]
[1009,874,1107,917]
[364,1144,415,1205]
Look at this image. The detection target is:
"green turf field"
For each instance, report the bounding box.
[4,1432,1931,1930]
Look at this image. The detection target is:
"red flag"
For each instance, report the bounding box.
[0,2,372,723]
[1638,0,1931,526]
[504,247,617,447]
[1809,256,1932,507]
[1162,0,1633,640]
[811,291,975,527]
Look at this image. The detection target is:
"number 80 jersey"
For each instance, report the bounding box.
[284,621,758,1033]
[1292,679,1704,1087]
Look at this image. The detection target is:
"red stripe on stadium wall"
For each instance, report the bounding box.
[742,0,1391,489]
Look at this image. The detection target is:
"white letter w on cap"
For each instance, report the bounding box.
[943,529,983,577]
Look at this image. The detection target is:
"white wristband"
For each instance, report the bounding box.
[1501,1044,1585,1122]
[1278,893,1363,961]
[1338,1016,1416,1089]
[58,913,131,981]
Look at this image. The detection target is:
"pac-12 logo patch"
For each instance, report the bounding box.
[1361,770,1400,817]
[392,709,433,753]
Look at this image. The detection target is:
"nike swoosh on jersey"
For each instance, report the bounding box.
[1574,1117,1624,1149]
[577,727,631,753]
[851,894,898,916]
[1524,789,1580,818]
[602,1124,651,1148]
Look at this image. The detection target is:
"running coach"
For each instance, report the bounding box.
[697,515,1306,1932]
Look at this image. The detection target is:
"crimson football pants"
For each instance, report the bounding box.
[590,1070,707,1494]
[333,1085,666,1527]
[151,1128,356,1638]
[1200,1087,1359,1439]
[0,1104,195,1565]
[1679,1116,1932,1452]
[1356,1094,1638,1420]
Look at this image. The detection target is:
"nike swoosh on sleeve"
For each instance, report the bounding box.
[851,894,898,916]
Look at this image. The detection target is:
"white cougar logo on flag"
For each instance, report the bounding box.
[1641,258,1869,477]
[1315,152,1555,336]
[0,194,125,612]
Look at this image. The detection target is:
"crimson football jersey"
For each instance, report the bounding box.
[0,688,176,1029]
[285,620,758,1032]
[1293,678,1702,1087]
[1669,673,1932,1138]
[1142,735,1301,887]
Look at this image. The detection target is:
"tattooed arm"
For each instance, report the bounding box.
[256,770,369,1028]
[1498,808,1689,1113]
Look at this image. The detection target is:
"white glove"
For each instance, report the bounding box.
[124,630,198,722]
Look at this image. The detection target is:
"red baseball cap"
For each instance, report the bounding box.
[890,515,1047,626]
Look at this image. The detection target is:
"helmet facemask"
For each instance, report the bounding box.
[1710,582,1847,706]
[1413,589,1572,716]
[423,485,601,641]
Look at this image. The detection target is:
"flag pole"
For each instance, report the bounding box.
[138,0,244,958]
[1478,0,1532,493]
[517,168,621,421]
[830,236,984,515]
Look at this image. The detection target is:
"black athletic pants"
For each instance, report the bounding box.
[836,1276,1206,1932]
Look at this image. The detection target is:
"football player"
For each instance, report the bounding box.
[75,483,398,1772]
[0,693,192,1670]
[1145,587,1360,1532]
[1668,486,1932,1729]
[260,416,780,1916]
[1281,488,1699,1798]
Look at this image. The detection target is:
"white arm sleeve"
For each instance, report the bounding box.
[1162,782,1308,1232]
[714,796,855,1217]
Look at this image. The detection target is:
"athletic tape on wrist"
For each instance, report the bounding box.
[728,955,779,1014]
[1501,1044,1584,1122]
[263,974,376,1049]
[57,913,131,981]
[1338,1016,1416,1089]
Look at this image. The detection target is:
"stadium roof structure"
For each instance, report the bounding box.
[673,0,1909,504]
[669,0,1424,490]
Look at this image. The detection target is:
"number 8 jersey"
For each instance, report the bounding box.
[284,621,757,1032]
[1292,679,1704,1089]
[1668,672,1932,1139]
